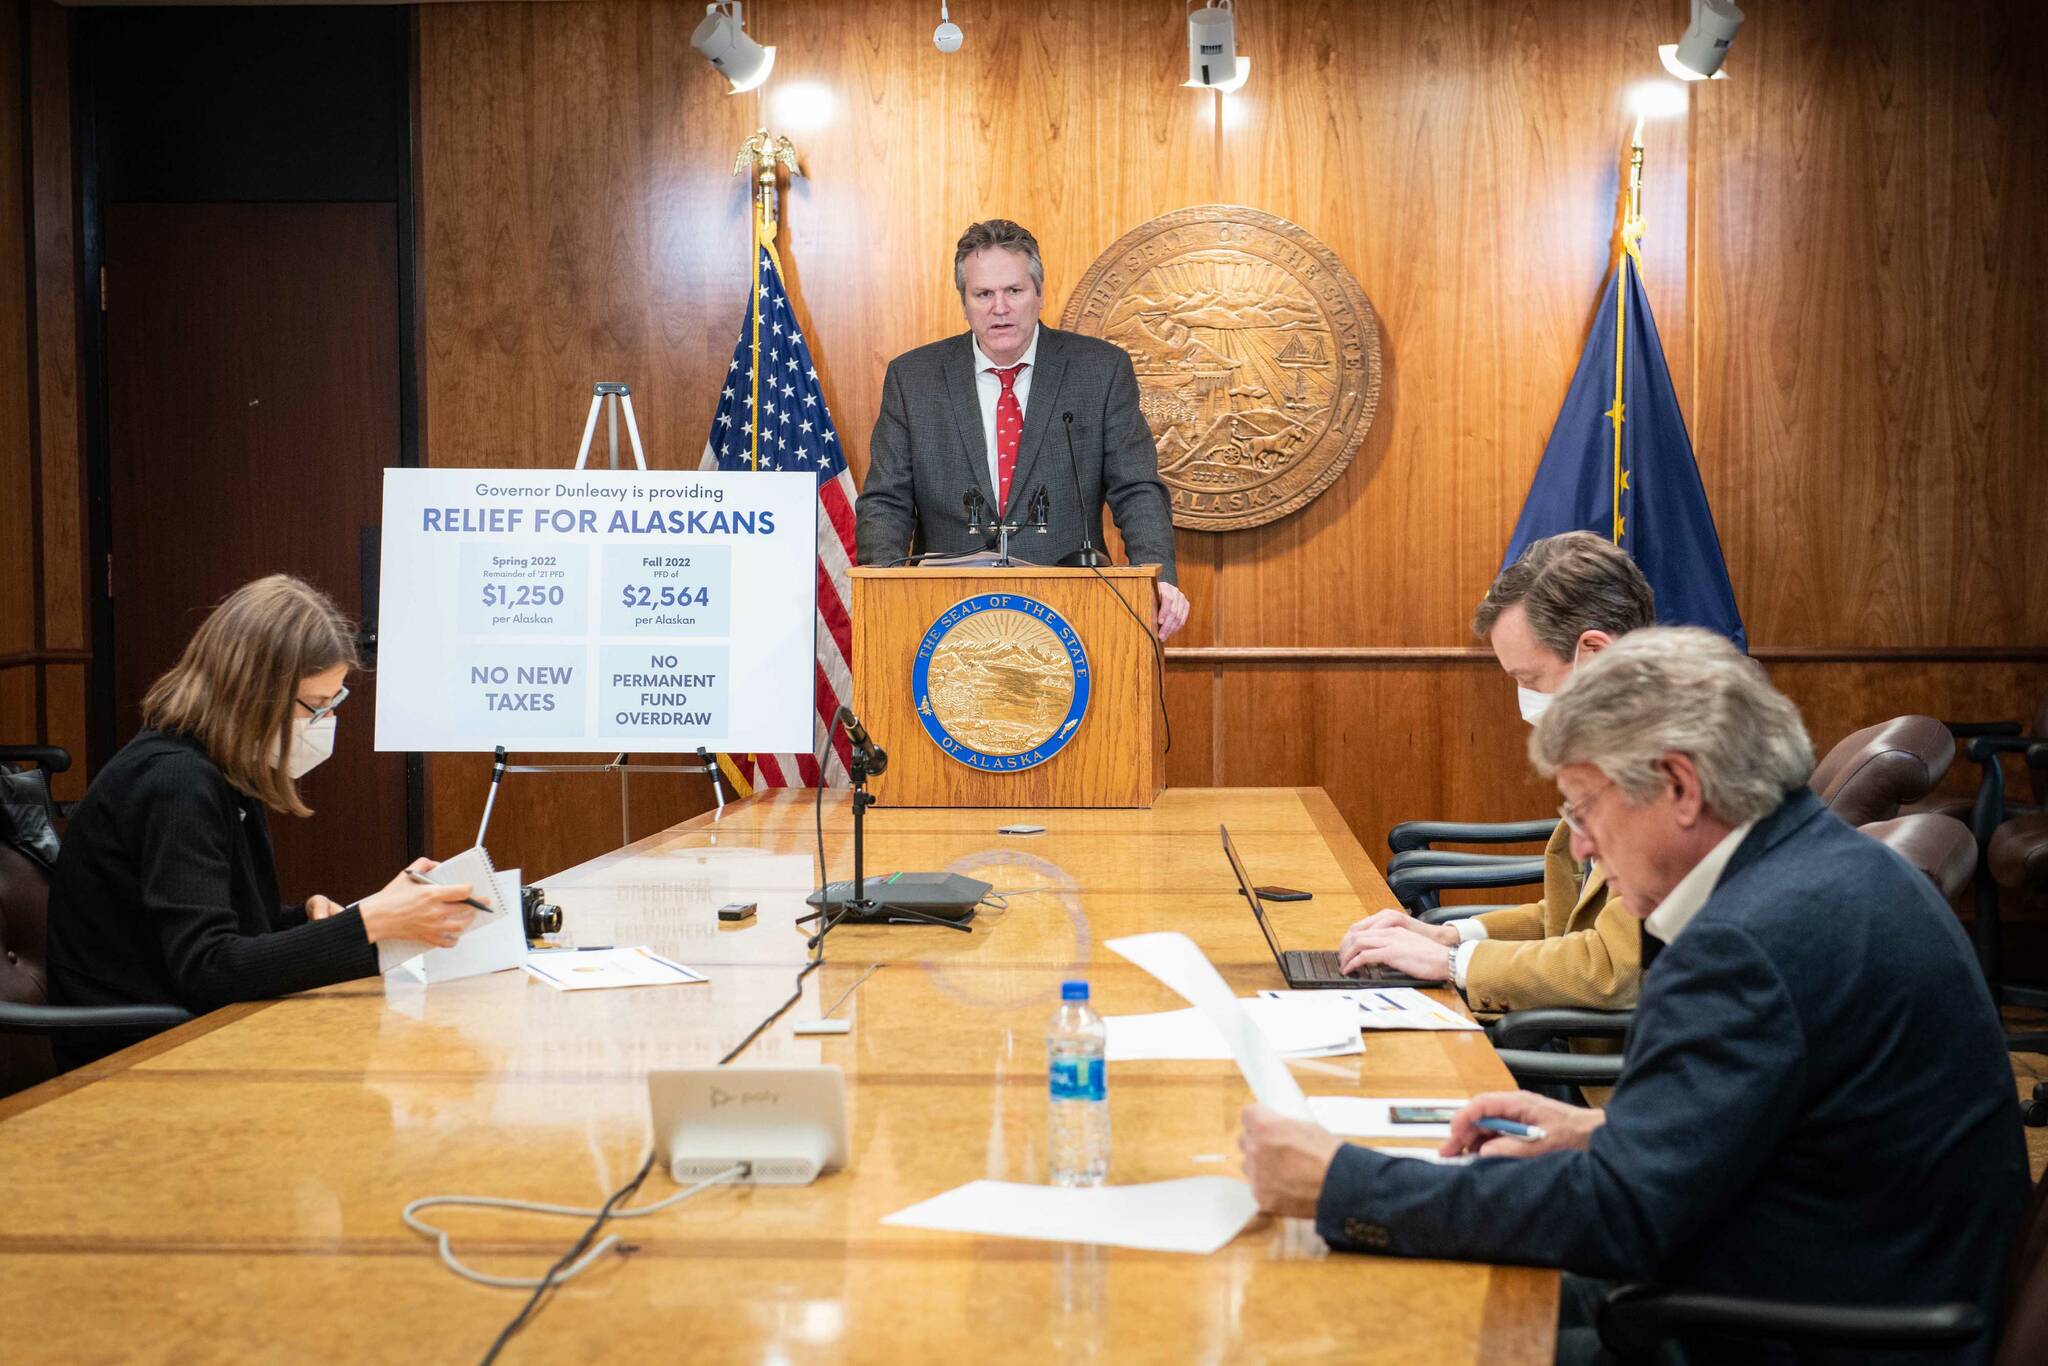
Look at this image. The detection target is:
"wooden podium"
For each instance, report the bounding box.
[848,565,1165,808]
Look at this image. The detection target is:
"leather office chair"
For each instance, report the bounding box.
[0,746,191,1098]
[1807,714,1955,826]
[1595,1172,2048,1363]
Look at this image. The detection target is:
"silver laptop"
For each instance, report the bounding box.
[1219,824,1427,989]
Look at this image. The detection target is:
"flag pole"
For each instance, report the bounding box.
[734,129,802,474]
[1607,120,1649,545]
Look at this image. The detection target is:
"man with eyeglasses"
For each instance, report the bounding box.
[1332,532,1652,1019]
[1240,630,2027,1365]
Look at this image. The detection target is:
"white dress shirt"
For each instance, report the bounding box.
[970,325,1040,506]
[1643,819,1757,948]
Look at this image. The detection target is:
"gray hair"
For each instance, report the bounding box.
[1473,531,1655,656]
[954,219,1045,297]
[1530,627,1814,825]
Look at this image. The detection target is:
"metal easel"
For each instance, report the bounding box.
[485,382,727,847]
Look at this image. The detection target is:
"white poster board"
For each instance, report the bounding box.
[374,468,816,754]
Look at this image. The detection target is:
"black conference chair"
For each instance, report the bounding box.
[1595,1172,2048,1364]
[0,746,192,1097]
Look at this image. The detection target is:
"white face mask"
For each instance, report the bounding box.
[284,714,337,778]
[1516,644,1585,726]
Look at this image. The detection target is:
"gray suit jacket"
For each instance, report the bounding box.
[855,326,1178,584]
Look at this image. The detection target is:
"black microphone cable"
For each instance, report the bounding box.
[1062,411,1173,755]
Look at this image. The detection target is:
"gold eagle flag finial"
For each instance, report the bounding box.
[734,128,802,240]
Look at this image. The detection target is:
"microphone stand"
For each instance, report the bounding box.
[1060,412,1105,568]
[801,715,973,944]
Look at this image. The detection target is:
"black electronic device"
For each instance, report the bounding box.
[1255,885,1312,902]
[520,884,563,937]
[717,901,758,923]
[804,871,990,923]
[1220,824,1428,989]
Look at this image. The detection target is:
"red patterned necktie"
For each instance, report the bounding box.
[992,362,1026,510]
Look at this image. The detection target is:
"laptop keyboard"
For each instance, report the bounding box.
[1285,949,1401,984]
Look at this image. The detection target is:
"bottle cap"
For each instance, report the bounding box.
[1061,980,1089,1002]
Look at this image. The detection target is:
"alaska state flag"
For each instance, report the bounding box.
[1500,251,1746,650]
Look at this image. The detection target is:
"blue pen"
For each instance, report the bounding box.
[1474,1117,1547,1142]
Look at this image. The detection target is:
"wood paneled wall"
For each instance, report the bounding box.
[0,0,88,801]
[418,0,2047,880]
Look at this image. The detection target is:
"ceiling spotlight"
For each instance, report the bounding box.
[1659,0,1743,81]
[1183,1,1250,94]
[691,2,776,94]
[934,2,963,54]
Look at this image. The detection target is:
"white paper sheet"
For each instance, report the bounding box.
[1105,995,1363,1061]
[881,1176,1259,1254]
[1258,986,1482,1032]
[1105,932,1312,1119]
[1306,1095,1470,1140]
[522,946,708,991]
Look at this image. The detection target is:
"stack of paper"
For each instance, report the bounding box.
[523,946,707,991]
[1105,994,1363,1061]
[882,1177,1259,1254]
[1259,986,1480,1032]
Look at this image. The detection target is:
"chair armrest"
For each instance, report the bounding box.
[1942,720,2022,740]
[1597,1283,1984,1355]
[1965,735,2036,763]
[1490,1007,1633,1049]
[1387,818,1559,853]
[1388,849,1542,875]
[1416,904,1515,925]
[1387,858,1545,905]
[1491,1048,1623,1087]
[0,1002,194,1034]
[0,744,70,774]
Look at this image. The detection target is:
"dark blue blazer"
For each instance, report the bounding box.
[1317,788,2029,1360]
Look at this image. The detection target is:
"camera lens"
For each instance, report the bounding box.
[521,885,564,937]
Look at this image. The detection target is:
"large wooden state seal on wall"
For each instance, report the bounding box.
[1061,205,1383,532]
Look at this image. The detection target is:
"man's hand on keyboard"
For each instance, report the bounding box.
[1337,923,1452,981]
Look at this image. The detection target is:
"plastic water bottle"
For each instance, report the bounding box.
[1047,979,1110,1187]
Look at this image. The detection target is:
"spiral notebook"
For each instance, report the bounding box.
[385,846,526,984]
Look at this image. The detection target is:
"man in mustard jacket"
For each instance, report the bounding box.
[1334,532,1652,1016]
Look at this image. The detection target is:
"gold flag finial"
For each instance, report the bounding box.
[734,128,802,242]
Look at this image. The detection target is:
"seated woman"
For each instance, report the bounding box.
[49,574,477,1067]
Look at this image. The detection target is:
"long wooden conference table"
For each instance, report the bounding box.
[1,787,1557,1362]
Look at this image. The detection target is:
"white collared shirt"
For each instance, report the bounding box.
[971,325,1041,504]
[1643,819,1757,948]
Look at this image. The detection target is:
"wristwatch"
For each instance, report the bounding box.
[1445,944,1460,987]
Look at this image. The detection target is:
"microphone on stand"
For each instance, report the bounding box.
[1059,412,1104,567]
[963,488,986,534]
[1029,486,1050,532]
[476,745,508,847]
[835,705,888,776]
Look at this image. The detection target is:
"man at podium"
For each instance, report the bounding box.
[856,218,1190,639]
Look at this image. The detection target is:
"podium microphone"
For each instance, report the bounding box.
[476,744,508,847]
[1060,412,1104,567]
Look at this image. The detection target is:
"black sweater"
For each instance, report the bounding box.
[49,728,379,1064]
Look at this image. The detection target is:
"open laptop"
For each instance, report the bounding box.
[1220,824,1429,989]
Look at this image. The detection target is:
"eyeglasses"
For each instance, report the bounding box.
[1557,778,1614,838]
[295,685,349,725]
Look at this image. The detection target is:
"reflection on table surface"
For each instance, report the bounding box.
[0,787,1557,1364]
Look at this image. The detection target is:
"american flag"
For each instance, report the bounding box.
[700,237,855,789]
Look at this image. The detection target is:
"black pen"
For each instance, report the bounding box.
[530,945,614,953]
[403,868,496,917]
